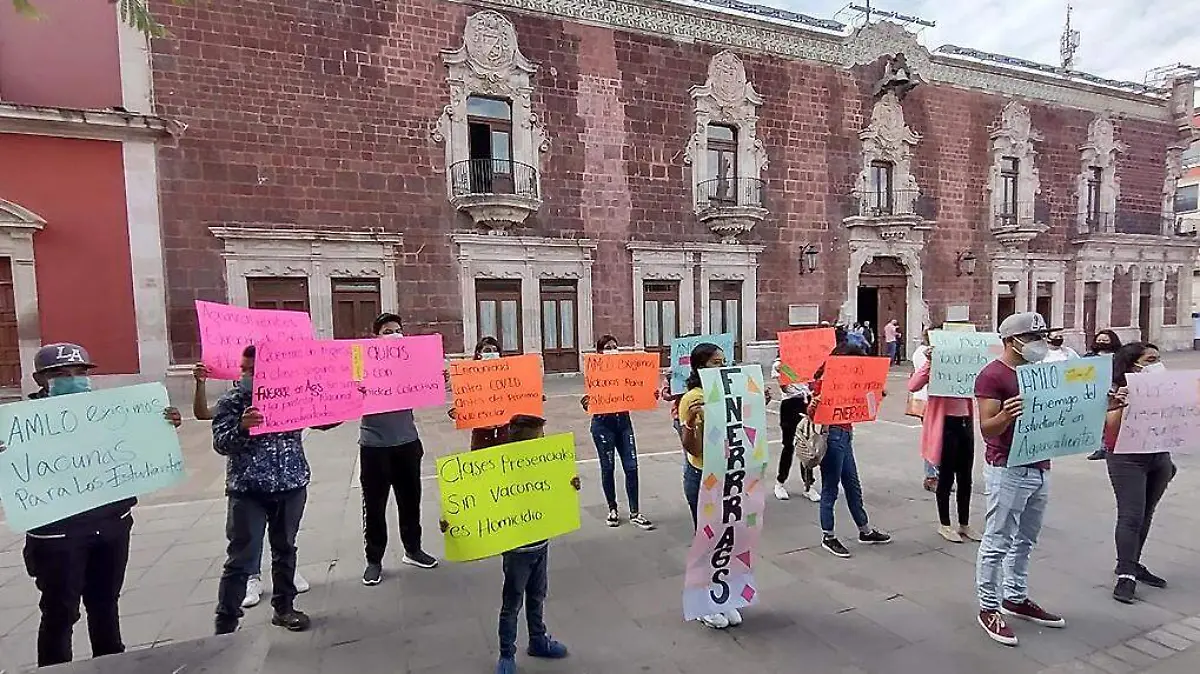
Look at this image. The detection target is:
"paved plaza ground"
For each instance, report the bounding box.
[3,354,1200,672]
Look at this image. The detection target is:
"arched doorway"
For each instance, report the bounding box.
[858,257,907,356]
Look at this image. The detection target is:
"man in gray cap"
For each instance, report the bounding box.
[19,342,182,666]
[972,313,1065,647]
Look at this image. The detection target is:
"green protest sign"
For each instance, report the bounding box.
[928,330,1003,398]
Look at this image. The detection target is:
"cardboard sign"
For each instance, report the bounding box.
[928,330,1004,398]
[350,335,447,415]
[776,328,836,385]
[812,357,890,425]
[0,384,185,532]
[1114,370,1200,454]
[583,353,659,414]
[251,340,364,435]
[449,354,544,430]
[436,433,580,561]
[1009,355,1112,466]
[196,300,314,380]
[684,365,770,620]
[669,333,735,394]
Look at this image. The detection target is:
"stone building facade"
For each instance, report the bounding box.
[149,0,1199,375]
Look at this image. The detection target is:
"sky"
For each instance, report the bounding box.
[757,1,1199,86]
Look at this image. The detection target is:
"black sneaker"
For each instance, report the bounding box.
[629,513,655,531]
[606,509,620,527]
[858,529,893,545]
[1136,565,1167,588]
[1087,449,1107,461]
[822,536,851,558]
[271,609,311,632]
[1113,577,1136,604]
[362,562,382,586]
[402,550,439,569]
[214,618,238,636]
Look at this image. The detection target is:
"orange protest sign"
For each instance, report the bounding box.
[777,328,836,385]
[449,354,544,430]
[583,353,660,414]
[812,356,890,425]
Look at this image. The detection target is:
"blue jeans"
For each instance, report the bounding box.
[976,465,1049,611]
[591,414,640,512]
[499,545,548,658]
[683,463,701,529]
[819,427,870,534]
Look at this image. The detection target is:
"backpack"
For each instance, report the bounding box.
[793,412,827,470]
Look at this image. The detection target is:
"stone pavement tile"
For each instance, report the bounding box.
[851,634,1043,674]
[1057,614,1146,653]
[0,583,35,611]
[134,557,216,589]
[1015,630,1101,668]
[1159,621,1200,643]
[0,606,32,637]
[611,574,685,620]
[1036,662,1107,674]
[0,551,24,572]
[851,595,960,645]
[1105,643,1158,669]
[126,531,182,554]
[796,607,910,658]
[184,576,221,607]
[728,614,856,671]
[1143,628,1193,651]
[1084,651,1134,674]
[1125,636,1178,659]
[119,580,199,617]
[1137,647,1200,674]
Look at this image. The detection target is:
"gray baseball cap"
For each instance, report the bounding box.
[997,312,1050,340]
[34,343,96,373]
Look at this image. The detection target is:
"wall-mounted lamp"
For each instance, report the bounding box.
[955,250,977,277]
[799,244,819,275]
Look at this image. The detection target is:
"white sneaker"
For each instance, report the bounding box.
[241,575,263,608]
[698,613,730,629]
[773,483,790,500]
[724,608,743,626]
[938,524,964,543]
[803,487,821,502]
[294,571,310,594]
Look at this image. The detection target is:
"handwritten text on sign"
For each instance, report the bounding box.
[928,330,1003,398]
[449,354,544,430]
[1114,370,1200,454]
[583,353,659,414]
[0,384,185,532]
[670,333,735,395]
[349,335,447,415]
[252,340,364,435]
[1009,355,1112,466]
[436,433,580,561]
[684,366,769,620]
[776,328,836,385]
[196,300,313,380]
[812,357,890,425]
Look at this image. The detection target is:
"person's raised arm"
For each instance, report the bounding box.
[1103,386,1128,440]
[192,363,215,421]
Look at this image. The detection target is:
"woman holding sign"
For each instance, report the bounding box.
[1103,343,1175,605]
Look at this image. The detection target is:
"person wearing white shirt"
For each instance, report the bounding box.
[911,334,938,491]
[1043,330,1079,362]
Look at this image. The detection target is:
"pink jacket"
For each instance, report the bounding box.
[907,363,973,467]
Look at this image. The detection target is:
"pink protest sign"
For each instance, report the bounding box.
[196,300,314,380]
[1114,370,1200,454]
[348,334,448,415]
[250,340,364,435]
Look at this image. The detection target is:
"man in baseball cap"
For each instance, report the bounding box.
[972,313,1064,647]
[30,342,96,398]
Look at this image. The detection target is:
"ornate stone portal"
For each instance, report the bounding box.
[988,101,1047,249]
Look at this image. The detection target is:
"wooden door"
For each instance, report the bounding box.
[643,281,679,367]
[876,287,906,356]
[332,278,381,339]
[860,257,906,357]
[0,258,20,387]
[246,277,309,312]
[475,280,523,355]
[709,281,742,362]
[540,280,579,373]
[1083,282,1098,341]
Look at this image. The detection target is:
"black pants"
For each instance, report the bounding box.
[215,487,306,629]
[1107,452,1175,576]
[778,397,815,488]
[936,416,974,527]
[361,440,424,563]
[23,514,132,667]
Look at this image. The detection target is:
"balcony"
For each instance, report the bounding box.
[449,159,542,233]
[840,189,935,241]
[695,177,768,244]
[990,199,1050,248]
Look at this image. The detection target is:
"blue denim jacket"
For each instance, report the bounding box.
[212,387,311,494]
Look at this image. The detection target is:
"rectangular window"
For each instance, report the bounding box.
[247,277,309,313]
[475,279,522,355]
[1086,166,1103,226]
[709,281,742,361]
[868,160,894,215]
[1175,184,1199,213]
[706,124,738,205]
[466,96,514,194]
[643,281,680,367]
[1000,156,1019,223]
[331,278,381,339]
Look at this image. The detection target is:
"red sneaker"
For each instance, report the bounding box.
[1001,598,1065,628]
[978,610,1017,646]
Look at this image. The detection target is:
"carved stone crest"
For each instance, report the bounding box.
[464,11,518,71]
[709,51,749,106]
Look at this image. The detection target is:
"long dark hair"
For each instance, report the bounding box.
[1112,342,1158,388]
[473,336,501,359]
[1090,329,1122,354]
[596,334,618,352]
[813,340,868,380]
[684,342,722,390]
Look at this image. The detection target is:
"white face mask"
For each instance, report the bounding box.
[1016,338,1049,364]
[480,351,501,360]
[382,332,404,339]
[1140,362,1166,373]
[603,347,618,354]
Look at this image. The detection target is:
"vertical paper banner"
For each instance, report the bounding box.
[776,328,836,385]
[583,353,660,414]
[1009,355,1112,466]
[449,354,544,429]
[436,433,581,561]
[251,340,365,435]
[350,334,447,415]
[0,384,186,532]
[196,300,314,380]
[683,365,769,620]
[927,330,1003,398]
[669,333,735,394]
[811,357,890,425]
[1114,370,1200,454]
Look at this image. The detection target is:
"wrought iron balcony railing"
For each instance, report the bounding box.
[696,177,766,210]
[450,158,539,200]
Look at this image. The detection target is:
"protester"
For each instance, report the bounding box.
[580,335,654,530]
[883,319,899,364]
[909,345,978,543]
[910,330,938,491]
[359,313,439,587]
[809,341,892,558]
[449,337,548,451]
[1103,342,1175,604]
[12,343,182,667]
[974,312,1065,647]
[771,355,819,502]
[192,362,310,606]
[1042,330,1079,362]
[1085,330,1123,460]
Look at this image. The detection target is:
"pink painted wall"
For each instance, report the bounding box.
[0,0,122,109]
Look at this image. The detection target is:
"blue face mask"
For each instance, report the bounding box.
[48,375,92,396]
[240,374,254,391]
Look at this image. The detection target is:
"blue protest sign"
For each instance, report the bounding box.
[669,333,735,395]
[1009,355,1112,467]
[928,330,1003,398]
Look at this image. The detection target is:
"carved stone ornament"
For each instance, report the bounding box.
[1162,145,1184,234]
[1168,76,1197,131]
[872,52,924,100]
[844,21,933,74]
[846,91,927,232]
[988,101,1047,248]
[1075,113,1126,233]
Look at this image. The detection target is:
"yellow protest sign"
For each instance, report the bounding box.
[436,432,580,561]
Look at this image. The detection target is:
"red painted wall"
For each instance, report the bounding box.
[0,0,122,109]
[0,134,138,374]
